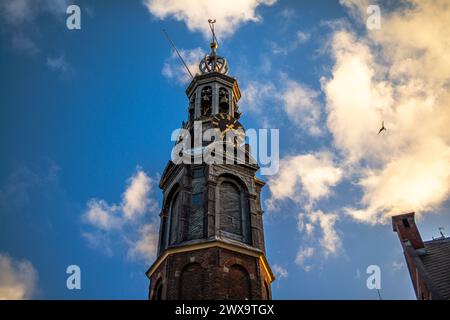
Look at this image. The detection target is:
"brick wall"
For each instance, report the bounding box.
[149,246,272,300]
[392,212,424,249]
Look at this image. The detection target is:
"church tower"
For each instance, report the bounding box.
[146,26,274,300]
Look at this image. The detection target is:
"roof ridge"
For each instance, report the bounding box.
[424,237,450,244]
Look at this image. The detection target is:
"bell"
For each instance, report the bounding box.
[220,96,228,103]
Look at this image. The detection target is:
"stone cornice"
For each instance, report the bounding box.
[146,238,275,283]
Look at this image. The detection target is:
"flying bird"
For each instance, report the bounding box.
[377,121,386,135]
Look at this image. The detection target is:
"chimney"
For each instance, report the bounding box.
[392,212,425,250]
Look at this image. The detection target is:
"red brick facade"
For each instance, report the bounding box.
[149,246,272,300]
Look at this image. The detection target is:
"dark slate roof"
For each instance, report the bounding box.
[420,237,450,299]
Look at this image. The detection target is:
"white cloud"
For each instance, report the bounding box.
[144,0,277,39]
[273,1,450,265]
[82,167,160,262]
[47,55,71,73]
[0,253,37,300]
[162,47,205,84]
[267,153,342,263]
[303,265,313,272]
[267,152,342,207]
[0,0,68,54]
[263,0,450,268]
[281,77,322,135]
[81,231,114,257]
[0,0,68,26]
[122,170,156,220]
[267,152,342,263]
[322,0,450,223]
[83,168,156,226]
[0,161,60,211]
[269,30,311,55]
[347,141,450,224]
[0,0,34,26]
[272,264,288,287]
[279,8,296,19]
[309,211,341,256]
[295,247,314,268]
[11,33,39,55]
[272,264,288,280]
[241,76,322,135]
[298,210,341,257]
[323,30,393,164]
[392,260,404,271]
[128,223,159,262]
[240,81,276,114]
[296,31,310,43]
[83,199,122,231]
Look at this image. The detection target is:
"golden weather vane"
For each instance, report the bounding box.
[208,19,218,50]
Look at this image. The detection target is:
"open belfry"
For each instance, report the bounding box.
[146,22,274,300]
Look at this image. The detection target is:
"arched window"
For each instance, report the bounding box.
[219,87,229,114]
[217,176,251,243]
[226,265,251,299]
[179,263,204,299]
[219,182,242,236]
[169,192,180,245]
[152,278,163,300]
[200,86,212,116]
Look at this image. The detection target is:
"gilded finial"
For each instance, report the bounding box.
[199,19,228,74]
[208,19,217,50]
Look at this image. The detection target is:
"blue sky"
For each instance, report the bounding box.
[1,0,449,299]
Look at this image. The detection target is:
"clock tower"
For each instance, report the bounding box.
[146,28,274,300]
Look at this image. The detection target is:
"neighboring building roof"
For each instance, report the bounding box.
[420,237,450,299]
[392,212,450,300]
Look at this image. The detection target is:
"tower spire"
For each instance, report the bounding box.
[146,21,274,300]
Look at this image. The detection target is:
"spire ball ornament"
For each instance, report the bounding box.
[199,54,228,74]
